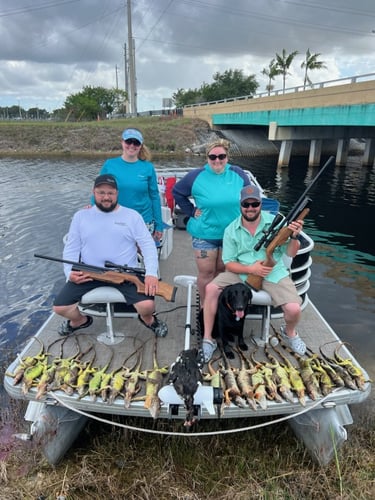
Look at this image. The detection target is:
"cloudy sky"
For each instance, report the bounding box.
[1,0,374,113]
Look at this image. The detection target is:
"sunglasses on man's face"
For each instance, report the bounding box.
[207,153,227,161]
[124,138,141,147]
[241,201,261,208]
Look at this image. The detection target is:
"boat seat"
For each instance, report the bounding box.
[245,289,273,346]
[244,230,313,345]
[79,286,137,345]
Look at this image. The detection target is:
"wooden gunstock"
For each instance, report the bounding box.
[245,207,310,291]
[77,270,177,302]
[245,274,263,291]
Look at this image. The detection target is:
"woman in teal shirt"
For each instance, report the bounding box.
[172,139,250,302]
[97,128,163,242]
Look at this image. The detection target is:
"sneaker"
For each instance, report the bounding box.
[138,314,168,337]
[202,339,217,363]
[58,315,93,336]
[280,325,306,356]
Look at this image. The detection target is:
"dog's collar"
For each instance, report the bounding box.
[225,300,236,314]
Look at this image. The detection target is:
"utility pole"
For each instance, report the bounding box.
[126,0,137,115]
[115,64,120,115]
[124,43,129,113]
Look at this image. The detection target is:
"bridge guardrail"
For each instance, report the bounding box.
[184,72,375,108]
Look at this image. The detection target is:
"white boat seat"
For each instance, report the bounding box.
[79,286,137,346]
[245,289,273,346]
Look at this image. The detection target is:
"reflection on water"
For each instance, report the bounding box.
[0,155,374,378]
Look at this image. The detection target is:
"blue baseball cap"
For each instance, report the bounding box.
[122,128,143,144]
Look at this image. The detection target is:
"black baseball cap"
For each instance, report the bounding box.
[94,174,118,189]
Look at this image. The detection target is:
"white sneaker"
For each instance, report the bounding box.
[280,326,306,356]
[202,339,217,363]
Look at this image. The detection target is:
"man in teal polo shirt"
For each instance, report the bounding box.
[201,185,306,362]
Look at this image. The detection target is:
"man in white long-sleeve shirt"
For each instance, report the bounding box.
[53,174,168,337]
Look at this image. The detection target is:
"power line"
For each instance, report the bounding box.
[0,0,81,18]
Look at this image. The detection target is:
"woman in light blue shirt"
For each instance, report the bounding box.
[97,128,163,242]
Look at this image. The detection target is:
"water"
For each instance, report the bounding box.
[0,155,374,381]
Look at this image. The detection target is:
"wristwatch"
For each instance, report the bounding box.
[290,235,299,240]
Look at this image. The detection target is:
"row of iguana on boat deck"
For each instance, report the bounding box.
[6,325,369,428]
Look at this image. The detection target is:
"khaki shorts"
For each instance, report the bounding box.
[211,271,302,307]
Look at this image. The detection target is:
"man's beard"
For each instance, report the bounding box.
[242,211,260,222]
[95,201,117,212]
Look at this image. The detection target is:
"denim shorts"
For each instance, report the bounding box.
[192,237,223,250]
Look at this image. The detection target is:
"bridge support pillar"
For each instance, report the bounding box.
[336,139,349,166]
[308,140,322,167]
[363,139,375,166]
[277,140,293,167]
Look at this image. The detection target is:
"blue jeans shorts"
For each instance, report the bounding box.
[192,237,223,250]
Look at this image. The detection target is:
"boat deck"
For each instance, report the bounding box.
[4,228,371,421]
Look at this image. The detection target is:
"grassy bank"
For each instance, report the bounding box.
[0,397,374,499]
[0,117,211,158]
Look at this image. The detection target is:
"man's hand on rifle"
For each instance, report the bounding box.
[144,275,159,296]
[69,270,94,284]
[288,219,304,240]
[251,260,273,278]
[286,219,304,258]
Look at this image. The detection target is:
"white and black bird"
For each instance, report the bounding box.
[168,348,203,426]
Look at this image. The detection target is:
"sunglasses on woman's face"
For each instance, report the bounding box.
[207,153,227,161]
[124,138,141,147]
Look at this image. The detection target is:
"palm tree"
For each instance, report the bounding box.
[301,49,327,89]
[261,58,281,96]
[275,49,298,93]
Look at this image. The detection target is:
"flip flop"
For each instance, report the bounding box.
[202,339,217,363]
[58,315,93,336]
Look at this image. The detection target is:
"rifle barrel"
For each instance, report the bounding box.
[252,155,334,252]
[34,254,113,274]
[284,156,334,222]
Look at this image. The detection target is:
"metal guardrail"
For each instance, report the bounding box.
[184,72,375,108]
[111,108,183,119]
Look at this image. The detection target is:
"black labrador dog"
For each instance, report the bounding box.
[213,283,252,359]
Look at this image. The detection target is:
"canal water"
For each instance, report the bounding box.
[0,155,374,385]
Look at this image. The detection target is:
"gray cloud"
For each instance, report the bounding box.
[0,0,374,111]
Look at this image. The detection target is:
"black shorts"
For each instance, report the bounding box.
[53,280,153,306]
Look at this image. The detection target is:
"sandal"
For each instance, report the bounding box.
[202,339,217,363]
[58,315,93,336]
[280,326,306,356]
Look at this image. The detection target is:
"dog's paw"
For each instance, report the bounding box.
[224,347,235,359]
[238,342,248,351]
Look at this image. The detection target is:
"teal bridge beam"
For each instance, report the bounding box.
[212,104,375,167]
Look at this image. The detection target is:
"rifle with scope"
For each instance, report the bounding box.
[34,254,177,302]
[246,155,335,291]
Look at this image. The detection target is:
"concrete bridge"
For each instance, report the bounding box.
[183,73,375,167]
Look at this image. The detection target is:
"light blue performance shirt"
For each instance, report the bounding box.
[98,156,163,232]
[223,212,290,284]
[63,205,159,279]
